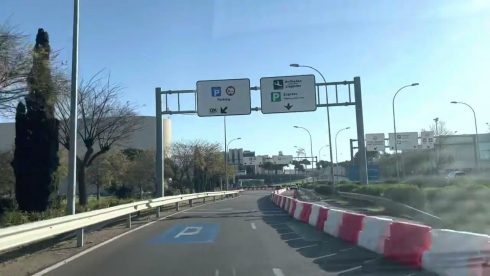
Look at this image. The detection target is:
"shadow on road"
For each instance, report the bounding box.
[256,195,436,276]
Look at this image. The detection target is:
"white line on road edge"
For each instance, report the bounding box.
[215,269,219,276]
[251,222,257,230]
[336,266,361,274]
[32,197,237,276]
[232,267,236,276]
[272,268,285,276]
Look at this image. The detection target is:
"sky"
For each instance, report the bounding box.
[2,0,490,161]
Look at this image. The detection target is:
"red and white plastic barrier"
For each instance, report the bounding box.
[339,212,366,243]
[324,209,345,237]
[270,191,490,275]
[422,229,490,276]
[383,221,432,268]
[288,199,297,216]
[293,201,303,220]
[299,203,312,223]
[358,216,393,254]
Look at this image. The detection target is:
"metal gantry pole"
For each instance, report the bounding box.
[67,0,79,216]
[155,88,164,197]
[354,77,368,184]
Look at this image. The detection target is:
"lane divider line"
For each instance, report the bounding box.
[337,265,362,274]
[33,196,238,276]
[251,222,257,230]
[272,268,285,276]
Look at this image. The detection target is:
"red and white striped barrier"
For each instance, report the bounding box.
[358,216,393,254]
[422,229,490,276]
[299,203,312,223]
[324,209,345,237]
[288,199,297,216]
[270,191,490,274]
[308,204,321,227]
[293,201,303,220]
[383,221,432,268]
[339,212,366,243]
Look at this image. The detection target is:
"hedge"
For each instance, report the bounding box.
[383,184,425,209]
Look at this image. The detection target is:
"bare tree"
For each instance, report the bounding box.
[170,142,196,193]
[57,72,140,205]
[0,23,30,115]
[429,120,454,136]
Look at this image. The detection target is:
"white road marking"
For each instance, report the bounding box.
[337,266,362,274]
[174,226,202,238]
[318,253,337,258]
[32,197,236,276]
[272,268,285,276]
[339,247,354,252]
[251,222,257,230]
[215,269,220,276]
[232,267,236,276]
[296,244,318,250]
[363,256,382,264]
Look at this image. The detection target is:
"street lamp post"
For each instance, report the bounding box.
[392,83,419,179]
[335,127,350,182]
[225,137,241,190]
[434,117,439,136]
[67,0,79,216]
[294,126,313,170]
[290,64,335,186]
[318,145,330,163]
[451,101,479,169]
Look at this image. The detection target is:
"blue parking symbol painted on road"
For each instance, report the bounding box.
[150,223,220,244]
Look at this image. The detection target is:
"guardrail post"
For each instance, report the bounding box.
[127,214,132,228]
[213,196,216,201]
[175,202,179,211]
[77,228,84,247]
[203,197,206,203]
[189,199,193,207]
[156,206,161,218]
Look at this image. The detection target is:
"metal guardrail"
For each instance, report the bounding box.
[338,192,444,227]
[0,191,240,253]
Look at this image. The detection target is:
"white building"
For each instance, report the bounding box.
[0,116,171,154]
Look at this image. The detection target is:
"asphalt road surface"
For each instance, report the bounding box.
[45,191,436,276]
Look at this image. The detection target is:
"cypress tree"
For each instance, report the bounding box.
[12,28,59,212]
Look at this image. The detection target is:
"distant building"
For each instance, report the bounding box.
[436,133,490,171]
[0,116,169,154]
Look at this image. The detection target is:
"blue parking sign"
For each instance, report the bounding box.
[211,87,221,97]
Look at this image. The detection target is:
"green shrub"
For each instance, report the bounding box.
[0,210,30,226]
[424,187,442,202]
[383,184,425,209]
[0,198,16,214]
[352,185,387,196]
[336,183,360,193]
[406,176,447,187]
[314,185,333,195]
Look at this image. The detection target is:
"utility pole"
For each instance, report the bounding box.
[67,0,79,216]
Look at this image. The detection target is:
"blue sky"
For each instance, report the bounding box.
[2,0,490,161]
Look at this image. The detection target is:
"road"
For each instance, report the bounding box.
[44,191,435,276]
